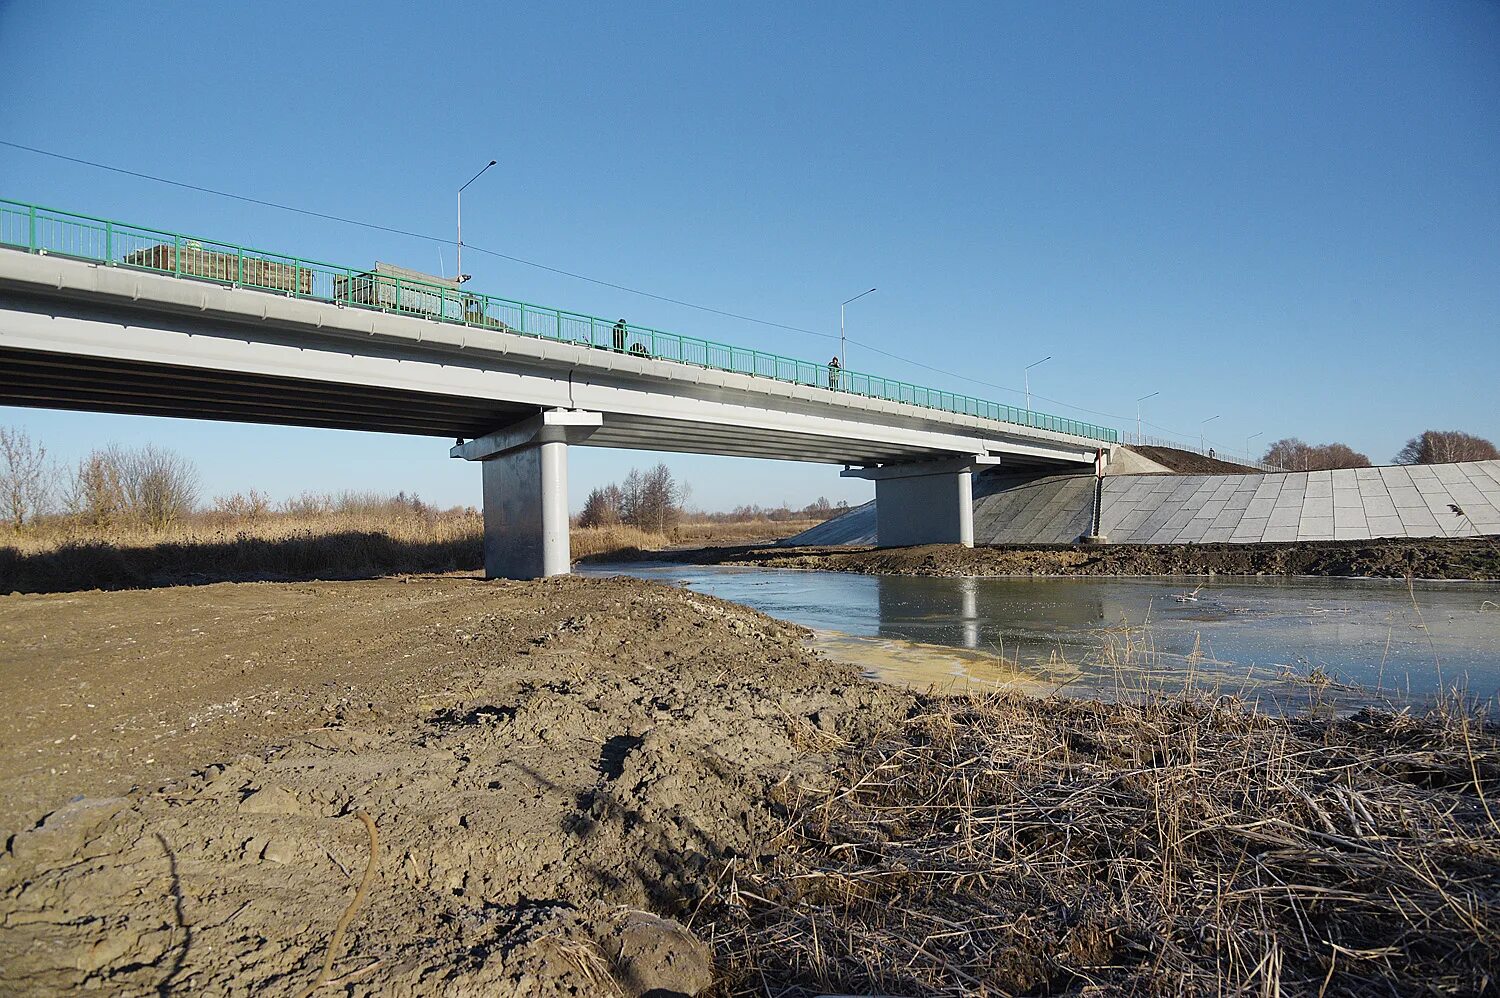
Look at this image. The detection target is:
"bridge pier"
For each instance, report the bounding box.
[451,410,602,579]
[842,457,1000,548]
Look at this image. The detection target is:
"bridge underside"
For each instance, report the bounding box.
[0,251,1114,576]
[0,345,985,466]
[0,345,536,438]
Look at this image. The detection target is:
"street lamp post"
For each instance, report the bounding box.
[1024,356,1052,413]
[1247,431,1263,465]
[457,159,497,283]
[1135,391,1159,440]
[1200,414,1220,454]
[840,288,877,370]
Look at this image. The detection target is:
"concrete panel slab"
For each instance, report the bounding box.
[1210,507,1243,529]
[1246,497,1276,518]
[1162,508,1198,531]
[1379,466,1414,488]
[1355,467,1383,481]
[1333,524,1372,540]
[1362,496,1398,518]
[1447,483,1485,506]
[1407,465,1437,480]
[1261,524,1299,542]
[1193,498,1229,520]
[1174,518,1211,543]
[1389,487,1426,509]
[1333,490,1364,508]
[1330,469,1358,490]
[1297,516,1335,540]
[1305,478,1333,499]
[1231,517,1270,542]
[1434,464,1466,484]
[1415,477,1449,495]
[1225,491,1254,511]
[1366,515,1406,537]
[1169,479,1206,502]
[1338,510,1374,534]
[1201,525,1236,542]
[1252,480,1283,502]
[1268,506,1302,528]
[1302,497,1334,518]
[1396,506,1439,529]
[1181,489,1211,512]
[1470,463,1500,489]
[1211,482,1239,501]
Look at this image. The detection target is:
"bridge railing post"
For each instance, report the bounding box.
[27,204,36,252]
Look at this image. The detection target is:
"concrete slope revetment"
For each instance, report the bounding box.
[786,461,1500,546]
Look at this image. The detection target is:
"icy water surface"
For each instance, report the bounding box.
[582,563,1500,707]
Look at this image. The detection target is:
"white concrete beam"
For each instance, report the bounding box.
[451,409,602,461]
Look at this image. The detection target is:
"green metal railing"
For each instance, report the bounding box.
[0,197,1118,443]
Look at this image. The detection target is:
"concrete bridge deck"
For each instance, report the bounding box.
[0,196,1121,575]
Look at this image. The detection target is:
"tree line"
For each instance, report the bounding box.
[1261,429,1497,472]
[577,463,686,532]
[0,426,458,533]
[0,429,201,532]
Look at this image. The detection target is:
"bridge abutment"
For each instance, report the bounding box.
[451,410,602,579]
[841,457,1000,548]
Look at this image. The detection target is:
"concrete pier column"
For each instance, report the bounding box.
[451,410,602,579]
[841,456,999,548]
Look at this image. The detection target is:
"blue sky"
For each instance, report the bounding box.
[1,1,1496,512]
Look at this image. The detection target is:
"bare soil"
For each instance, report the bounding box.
[664,536,1500,580]
[1129,444,1260,473]
[0,576,907,996]
[2,576,1495,996]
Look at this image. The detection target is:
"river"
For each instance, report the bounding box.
[581,563,1500,709]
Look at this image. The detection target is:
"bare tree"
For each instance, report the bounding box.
[0,426,54,530]
[121,444,200,530]
[1262,438,1371,472]
[1394,430,1500,466]
[578,484,624,527]
[634,463,683,533]
[65,447,128,529]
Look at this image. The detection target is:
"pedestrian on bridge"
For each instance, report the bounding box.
[828,355,841,390]
[613,318,627,352]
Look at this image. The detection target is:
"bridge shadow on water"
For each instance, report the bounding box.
[0,530,483,595]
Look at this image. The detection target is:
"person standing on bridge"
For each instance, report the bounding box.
[613,318,627,352]
[828,355,841,390]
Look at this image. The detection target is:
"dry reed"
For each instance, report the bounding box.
[0,512,819,592]
[707,691,1500,996]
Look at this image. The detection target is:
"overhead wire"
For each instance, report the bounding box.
[1,137,1226,439]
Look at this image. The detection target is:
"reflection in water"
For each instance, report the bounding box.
[581,563,1500,707]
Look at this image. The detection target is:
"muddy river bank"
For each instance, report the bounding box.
[608,535,1500,580]
[1,576,1495,995]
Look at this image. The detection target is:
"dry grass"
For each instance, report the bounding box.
[706,691,1500,996]
[570,519,821,561]
[570,524,673,560]
[0,513,821,592]
[0,509,484,592]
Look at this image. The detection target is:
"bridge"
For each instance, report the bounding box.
[0,197,1117,577]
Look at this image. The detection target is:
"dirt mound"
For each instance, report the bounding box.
[693,536,1500,580]
[0,577,909,996]
[1129,444,1259,473]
